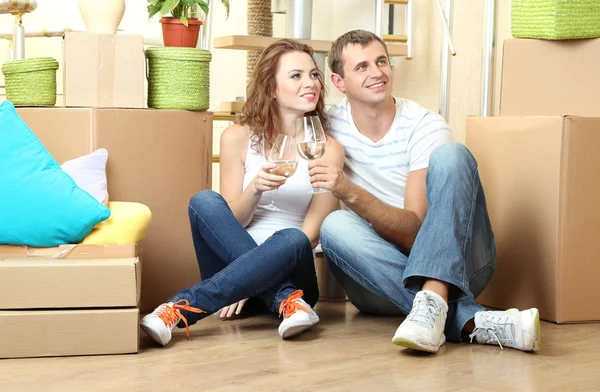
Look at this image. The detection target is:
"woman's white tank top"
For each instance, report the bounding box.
[242,139,313,245]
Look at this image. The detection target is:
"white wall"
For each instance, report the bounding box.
[223,0,514,143]
[0,0,250,110]
[0,0,513,191]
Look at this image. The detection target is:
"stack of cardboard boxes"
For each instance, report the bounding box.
[467,37,600,323]
[0,244,141,358]
[0,32,213,358]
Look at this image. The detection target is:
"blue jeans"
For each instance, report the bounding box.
[320,143,495,342]
[169,190,319,325]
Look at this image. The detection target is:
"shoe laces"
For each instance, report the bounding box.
[407,294,442,333]
[469,311,516,350]
[278,290,309,319]
[157,299,204,340]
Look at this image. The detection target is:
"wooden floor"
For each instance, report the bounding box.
[2,301,600,391]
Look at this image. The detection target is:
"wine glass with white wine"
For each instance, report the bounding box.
[296,115,328,194]
[265,134,299,211]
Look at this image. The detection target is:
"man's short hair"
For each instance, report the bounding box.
[328,30,389,77]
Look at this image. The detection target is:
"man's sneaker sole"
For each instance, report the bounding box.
[526,308,541,352]
[505,307,541,352]
[534,309,541,351]
[392,333,446,353]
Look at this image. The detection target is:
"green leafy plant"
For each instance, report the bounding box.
[147,0,230,27]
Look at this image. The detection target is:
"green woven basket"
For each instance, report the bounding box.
[2,57,59,106]
[512,0,600,40]
[146,47,212,111]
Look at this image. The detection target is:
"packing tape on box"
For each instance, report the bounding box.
[0,244,73,258]
[50,245,76,259]
[97,35,115,106]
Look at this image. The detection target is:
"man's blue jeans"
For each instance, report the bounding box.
[169,190,319,325]
[320,143,495,342]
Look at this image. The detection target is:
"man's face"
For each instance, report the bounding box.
[332,41,393,106]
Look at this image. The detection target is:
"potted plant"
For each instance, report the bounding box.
[147,0,230,48]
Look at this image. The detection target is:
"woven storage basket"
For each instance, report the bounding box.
[512,0,600,40]
[146,47,212,111]
[2,57,59,106]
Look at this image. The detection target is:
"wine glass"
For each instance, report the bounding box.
[264,134,299,211]
[296,115,328,194]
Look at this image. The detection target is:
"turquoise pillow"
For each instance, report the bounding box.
[0,101,110,246]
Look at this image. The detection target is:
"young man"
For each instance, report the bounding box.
[308,30,540,354]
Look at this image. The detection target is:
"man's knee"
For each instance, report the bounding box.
[320,210,356,248]
[429,143,477,173]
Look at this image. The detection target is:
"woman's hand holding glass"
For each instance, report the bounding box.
[263,134,299,211]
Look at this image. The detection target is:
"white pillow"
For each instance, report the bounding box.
[61,148,109,205]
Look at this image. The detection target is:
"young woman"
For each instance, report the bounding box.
[141,39,344,346]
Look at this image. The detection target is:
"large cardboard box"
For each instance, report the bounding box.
[500,38,600,117]
[16,108,213,312]
[0,308,139,359]
[0,258,140,309]
[466,116,600,323]
[63,32,145,108]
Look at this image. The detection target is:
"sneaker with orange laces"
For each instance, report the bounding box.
[140,299,204,346]
[277,290,319,339]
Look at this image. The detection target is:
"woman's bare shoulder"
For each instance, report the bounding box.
[220,123,253,167]
[221,123,251,146]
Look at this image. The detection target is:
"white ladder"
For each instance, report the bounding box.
[374,0,414,59]
[374,0,498,119]
[374,0,455,120]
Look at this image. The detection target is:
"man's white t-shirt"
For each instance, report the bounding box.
[327,96,453,210]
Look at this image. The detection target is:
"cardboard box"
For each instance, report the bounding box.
[466,116,600,323]
[500,39,600,117]
[0,308,139,359]
[220,101,245,113]
[16,107,212,312]
[0,242,139,259]
[63,32,145,108]
[0,258,140,309]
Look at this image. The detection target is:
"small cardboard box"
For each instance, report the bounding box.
[0,308,139,359]
[466,115,600,323]
[500,38,600,117]
[63,32,145,108]
[0,257,141,309]
[220,101,245,113]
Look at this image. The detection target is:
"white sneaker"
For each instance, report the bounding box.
[392,290,448,353]
[140,300,204,346]
[470,308,541,352]
[277,290,319,339]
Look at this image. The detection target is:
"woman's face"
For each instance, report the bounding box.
[274,51,321,114]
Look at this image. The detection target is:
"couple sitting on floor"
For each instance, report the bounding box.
[140,30,540,355]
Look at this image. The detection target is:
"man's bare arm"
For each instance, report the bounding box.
[310,162,429,250]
